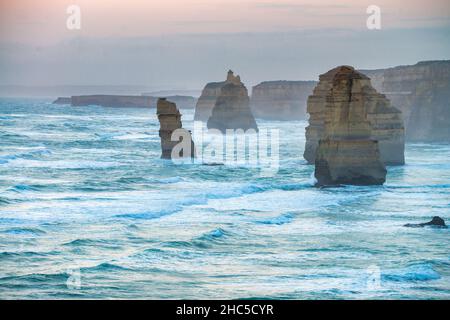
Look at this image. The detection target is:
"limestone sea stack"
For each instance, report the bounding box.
[194,81,226,121]
[157,98,195,159]
[250,81,316,120]
[305,68,405,165]
[207,71,258,133]
[313,66,387,186]
[360,60,450,142]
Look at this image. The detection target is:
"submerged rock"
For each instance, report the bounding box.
[250,81,316,120]
[404,216,447,228]
[312,66,387,186]
[157,98,195,160]
[305,67,405,165]
[207,70,258,133]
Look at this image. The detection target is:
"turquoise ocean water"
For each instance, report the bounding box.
[0,98,449,299]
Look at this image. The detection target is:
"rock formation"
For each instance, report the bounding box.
[70,94,197,109]
[71,95,154,108]
[52,97,72,104]
[250,81,316,120]
[194,81,226,121]
[206,71,258,132]
[404,216,447,228]
[157,98,195,160]
[312,66,387,186]
[305,68,405,166]
[360,60,450,142]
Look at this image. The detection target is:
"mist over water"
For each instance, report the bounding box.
[0,98,449,299]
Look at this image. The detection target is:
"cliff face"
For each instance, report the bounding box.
[194,82,226,121]
[250,81,317,120]
[311,66,387,186]
[305,68,405,166]
[157,98,195,159]
[360,60,450,142]
[207,71,258,133]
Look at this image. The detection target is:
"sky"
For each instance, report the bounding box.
[0,0,449,90]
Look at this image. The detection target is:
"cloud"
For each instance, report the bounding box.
[1,27,449,89]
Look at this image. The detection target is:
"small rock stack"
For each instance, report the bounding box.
[207,70,258,133]
[311,66,387,186]
[157,98,195,159]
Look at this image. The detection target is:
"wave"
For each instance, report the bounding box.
[114,181,311,220]
[0,250,57,258]
[0,197,13,206]
[114,207,181,220]
[0,272,68,285]
[2,227,46,235]
[8,184,40,192]
[382,263,441,282]
[62,238,117,247]
[81,262,132,273]
[0,148,51,165]
[164,228,231,250]
[255,212,294,225]
[195,228,230,242]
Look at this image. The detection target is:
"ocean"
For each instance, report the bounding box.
[0,98,449,299]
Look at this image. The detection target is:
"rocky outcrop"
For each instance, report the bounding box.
[404,216,447,228]
[71,95,154,108]
[157,98,195,159]
[360,60,450,142]
[250,81,316,120]
[194,81,226,121]
[305,68,405,166]
[70,94,197,109]
[52,97,72,104]
[312,66,387,186]
[207,71,258,132]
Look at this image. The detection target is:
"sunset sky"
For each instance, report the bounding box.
[1,0,449,89]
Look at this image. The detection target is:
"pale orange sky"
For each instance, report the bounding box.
[1,0,449,87]
[1,0,450,44]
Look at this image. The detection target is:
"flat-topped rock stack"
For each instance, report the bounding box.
[206,70,258,133]
[305,67,405,166]
[312,66,387,186]
[157,98,195,160]
[250,81,316,120]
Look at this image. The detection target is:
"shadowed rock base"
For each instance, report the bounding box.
[315,140,386,186]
